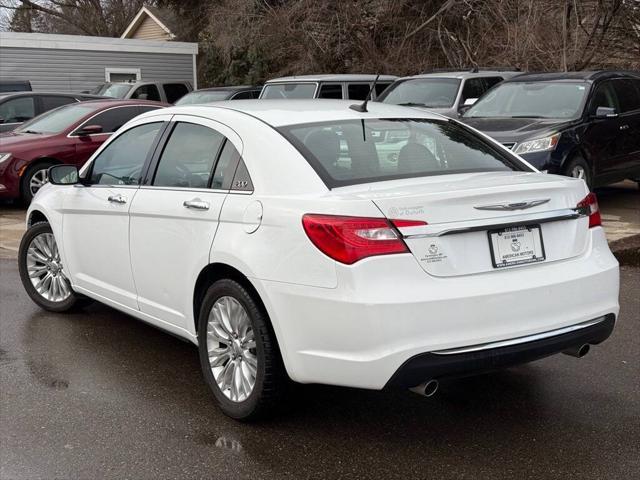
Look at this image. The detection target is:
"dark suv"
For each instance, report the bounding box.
[461,71,640,189]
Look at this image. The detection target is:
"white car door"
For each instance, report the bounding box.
[128,115,243,330]
[61,117,170,309]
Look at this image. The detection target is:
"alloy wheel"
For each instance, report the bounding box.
[26,232,71,302]
[570,165,586,180]
[206,296,258,402]
[29,168,48,196]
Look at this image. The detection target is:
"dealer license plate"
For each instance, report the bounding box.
[488,225,545,268]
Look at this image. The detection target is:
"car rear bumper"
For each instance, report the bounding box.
[258,227,619,389]
[385,314,615,388]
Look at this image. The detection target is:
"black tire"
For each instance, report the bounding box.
[197,279,288,420]
[18,222,80,312]
[563,156,593,190]
[21,161,55,204]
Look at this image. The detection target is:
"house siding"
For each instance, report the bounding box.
[0,46,193,92]
[131,16,171,41]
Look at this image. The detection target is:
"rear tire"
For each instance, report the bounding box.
[563,156,593,190]
[197,279,288,420]
[21,161,55,204]
[18,222,80,312]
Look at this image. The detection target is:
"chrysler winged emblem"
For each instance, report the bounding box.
[474,199,550,211]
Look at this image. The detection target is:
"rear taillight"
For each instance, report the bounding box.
[577,192,601,228]
[302,214,412,264]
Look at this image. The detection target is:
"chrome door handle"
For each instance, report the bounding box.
[183,199,210,210]
[619,124,629,130]
[108,194,127,204]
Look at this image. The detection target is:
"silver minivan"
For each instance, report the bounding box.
[259,74,397,100]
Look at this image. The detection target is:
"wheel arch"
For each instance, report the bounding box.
[27,209,50,227]
[20,157,61,195]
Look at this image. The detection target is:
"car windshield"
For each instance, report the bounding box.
[380,78,461,108]
[261,83,317,99]
[91,83,133,98]
[279,118,524,188]
[465,81,589,119]
[15,103,97,134]
[175,91,232,105]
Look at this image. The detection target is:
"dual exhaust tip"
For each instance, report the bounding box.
[409,344,591,397]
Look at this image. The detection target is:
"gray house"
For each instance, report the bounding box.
[0,31,198,92]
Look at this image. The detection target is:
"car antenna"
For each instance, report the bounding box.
[349,74,380,113]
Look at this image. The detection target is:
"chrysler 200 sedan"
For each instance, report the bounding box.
[19,100,619,420]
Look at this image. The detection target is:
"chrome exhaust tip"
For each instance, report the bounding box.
[563,344,590,358]
[409,379,439,397]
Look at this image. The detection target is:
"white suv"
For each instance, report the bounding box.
[20,100,619,420]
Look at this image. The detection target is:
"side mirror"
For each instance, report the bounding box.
[48,165,79,185]
[77,124,103,136]
[594,106,617,118]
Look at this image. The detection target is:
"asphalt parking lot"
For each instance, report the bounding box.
[0,181,638,480]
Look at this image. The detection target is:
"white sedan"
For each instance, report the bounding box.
[19,100,619,420]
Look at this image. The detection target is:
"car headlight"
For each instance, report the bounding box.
[514,134,560,155]
[0,153,12,165]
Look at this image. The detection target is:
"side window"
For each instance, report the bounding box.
[612,79,640,113]
[0,96,35,124]
[347,83,371,100]
[231,90,253,100]
[212,140,240,189]
[251,89,262,99]
[89,122,163,185]
[484,77,504,90]
[460,78,486,105]
[375,83,392,98]
[153,122,225,188]
[131,84,161,102]
[164,83,189,103]
[318,83,343,99]
[80,106,142,134]
[40,95,77,111]
[590,81,619,114]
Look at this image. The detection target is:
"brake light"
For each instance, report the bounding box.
[390,219,428,228]
[577,192,601,228]
[302,214,410,264]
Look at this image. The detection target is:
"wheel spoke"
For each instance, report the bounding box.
[206,295,257,403]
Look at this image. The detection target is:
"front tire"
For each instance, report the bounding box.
[21,161,55,204]
[197,279,287,420]
[563,156,593,190]
[18,222,80,312]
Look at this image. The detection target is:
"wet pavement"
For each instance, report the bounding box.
[1,258,639,480]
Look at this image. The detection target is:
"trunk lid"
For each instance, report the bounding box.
[334,171,590,277]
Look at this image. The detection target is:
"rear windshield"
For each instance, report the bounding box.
[279,119,525,188]
[379,78,461,108]
[175,90,232,105]
[261,83,317,99]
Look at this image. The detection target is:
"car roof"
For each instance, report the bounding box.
[265,74,397,83]
[190,86,261,93]
[397,71,521,81]
[157,99,443,127]
[504,70,640,82]
[0,92,107,100]
[68,99,167,109]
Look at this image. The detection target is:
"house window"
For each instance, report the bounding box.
[105,68,142,83]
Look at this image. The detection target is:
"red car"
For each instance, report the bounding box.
[0,99,166,203]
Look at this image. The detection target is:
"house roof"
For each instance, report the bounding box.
[121,5,178,40]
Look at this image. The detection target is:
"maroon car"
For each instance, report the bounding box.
[0,99,166,203]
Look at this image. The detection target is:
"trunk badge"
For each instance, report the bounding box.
[474,199,550,211]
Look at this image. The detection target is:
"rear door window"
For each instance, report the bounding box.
[40,95,77,112]
[0,96,35,124]
[318,84,343,99]
[279,119,524,188]
[590,81,619,114]
[131,84,161,102]
[347,83,371,100]
[152,122,225,188]
[163,83,189,103]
